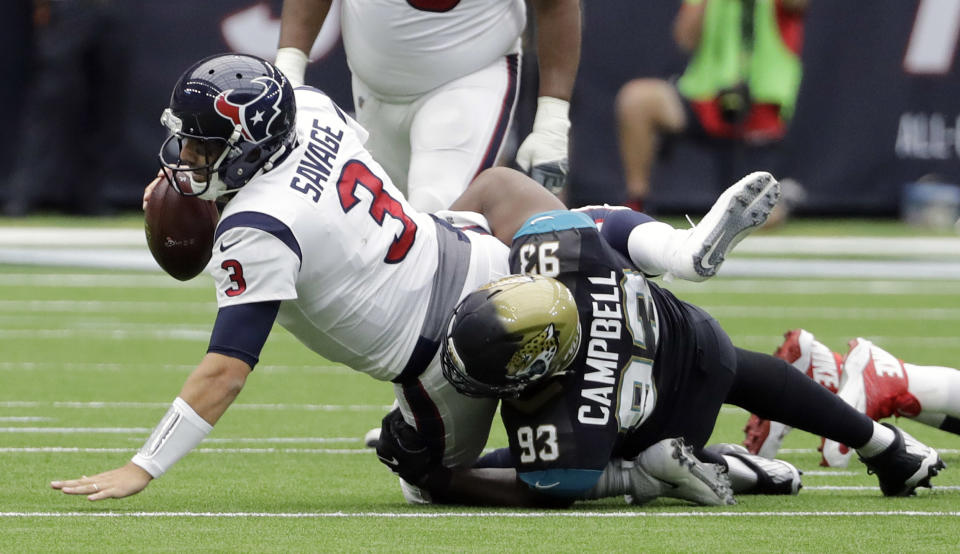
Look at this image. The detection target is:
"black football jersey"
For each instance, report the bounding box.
[501,210,666,495]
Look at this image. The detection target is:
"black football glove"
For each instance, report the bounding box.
[375,409,444,487]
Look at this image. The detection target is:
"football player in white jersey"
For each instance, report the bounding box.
[274,0,581,212]
[50,53,546,502]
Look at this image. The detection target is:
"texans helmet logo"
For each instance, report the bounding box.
[214,76,284,143]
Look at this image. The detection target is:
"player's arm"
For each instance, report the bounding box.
[673,0,706,53]
[276,0,333,86]
[516,0,581,193]
[375,410,571,507]
[529,0,580,102]
[435,468,573,508]
[450,167,565,245]
[50,302,280,501]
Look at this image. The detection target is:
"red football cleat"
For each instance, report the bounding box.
[744,329,844,462]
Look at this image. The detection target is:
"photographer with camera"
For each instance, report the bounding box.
[615,0,806,213]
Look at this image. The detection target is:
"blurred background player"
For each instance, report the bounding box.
[274,0,581,212]
[746,328,960,467]
[614,0,805,215]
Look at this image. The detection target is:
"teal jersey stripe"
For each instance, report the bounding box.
[513,210,596,240]
[518,468,604,497]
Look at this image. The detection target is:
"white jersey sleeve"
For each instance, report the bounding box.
[209,225,300,307]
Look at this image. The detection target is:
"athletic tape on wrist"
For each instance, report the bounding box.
[131,397,213,478]
[532,97,570,134]
[274,47,308,88]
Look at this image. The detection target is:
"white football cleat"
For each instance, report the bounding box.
[822,338,923,468]
[706,443,802,495]
[667,171,780,282]
[625,438,735,506]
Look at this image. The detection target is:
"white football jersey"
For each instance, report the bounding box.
[341,0,525,99]
[210,87,468,381]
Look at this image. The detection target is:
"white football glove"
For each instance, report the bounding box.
[515,96,571,195]
[274,47,308,88]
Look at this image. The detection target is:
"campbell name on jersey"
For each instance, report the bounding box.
[501,211,663,489]
[341,0,525,99]
[209,87,439,381]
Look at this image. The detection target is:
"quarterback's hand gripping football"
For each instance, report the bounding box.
[142,170,165,211]
[515,96,571,195]
[51,462,153,501]
[375,408,443,486]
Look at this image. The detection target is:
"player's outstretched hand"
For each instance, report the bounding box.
[51,462,153,501]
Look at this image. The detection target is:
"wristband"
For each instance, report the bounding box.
[274,47,308,88]
[131,397,213,478]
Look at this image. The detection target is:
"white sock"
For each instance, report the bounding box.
[626,221,686,276]
[856,421,896,458]
[582,459,630,499]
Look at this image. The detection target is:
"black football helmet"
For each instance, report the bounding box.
[441,275,582,399]
[158,53,297,200]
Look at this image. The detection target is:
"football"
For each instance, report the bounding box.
[144,172,220,281]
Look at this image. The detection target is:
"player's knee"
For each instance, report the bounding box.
[616,79,683,130]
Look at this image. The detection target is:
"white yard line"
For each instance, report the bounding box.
[1,510,958,518]
[2,228,958,255]
[2,230,960,278]
[0,361,350,374]
[3,300,960,320]
[0,447,370,454]
[0,273,208,288]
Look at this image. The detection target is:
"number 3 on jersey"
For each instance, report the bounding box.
[337,160,417,263]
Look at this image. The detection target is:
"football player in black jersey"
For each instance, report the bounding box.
[376,167,945,506]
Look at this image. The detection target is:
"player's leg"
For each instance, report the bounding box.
[727,347,943,496]
[743,329,843,462]
[912,412,960,435]
[614,79,687,211]
[820,339,960,464]
[391,367,499,504]
[903,361,960,421]
[405,54,520,213]
[385,229,510,503]
[598,171,780,282]
[350,75,413,195]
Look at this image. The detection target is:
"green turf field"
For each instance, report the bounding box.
[1,217,959,552]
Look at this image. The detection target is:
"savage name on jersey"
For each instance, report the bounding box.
[209,87,505,381]
[502,210,704,495]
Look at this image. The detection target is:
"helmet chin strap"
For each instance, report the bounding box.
[193,125,244,201]
[198,130,297,201]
